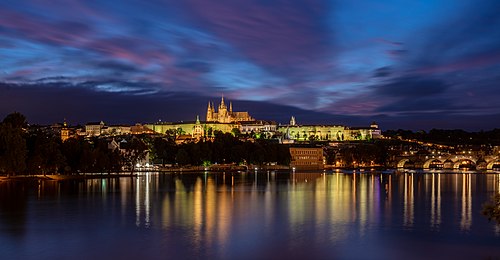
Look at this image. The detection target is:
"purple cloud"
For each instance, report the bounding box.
[183,0,333,76]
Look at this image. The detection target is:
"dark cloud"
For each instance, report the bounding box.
[375,76,450,98]
[176,61,211,73]
[96,61,140,73]
[0,82,363,127]
[183,0,333,77]
[412,0,500,72]
[375,97,456,113]
[373,67,391,78]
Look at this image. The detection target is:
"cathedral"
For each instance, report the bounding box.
[206,96,254,123]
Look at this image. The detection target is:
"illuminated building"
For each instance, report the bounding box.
[290,147,324,170]
[279,117,381,142]
[85,121,105,136]
[206,96,254,123]
[147,103,382,143]
[192,116,205,139]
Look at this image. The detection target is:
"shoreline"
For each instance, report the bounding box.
[1,168,499,182]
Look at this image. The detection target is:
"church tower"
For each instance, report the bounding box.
[206,101,214,122]
[192,115,204,139]
[218,95,228,122]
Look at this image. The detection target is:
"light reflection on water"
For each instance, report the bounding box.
[1,171,500,259]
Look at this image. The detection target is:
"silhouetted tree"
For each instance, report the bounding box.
[482,194,500,224]
[0,113,28,175]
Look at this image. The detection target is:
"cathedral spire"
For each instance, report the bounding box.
[220,94,226,109]
[229,101,233,113]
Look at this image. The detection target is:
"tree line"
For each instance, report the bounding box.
[150,130,290,166]
[0,113,146,176]
[384,129,500,145]
[0,113,290,175]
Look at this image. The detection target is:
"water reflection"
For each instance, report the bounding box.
[430,173,441,229]
[404,173,414,228]
[461,174,472,231]
[1,171,500,259]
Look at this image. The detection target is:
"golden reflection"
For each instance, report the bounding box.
[161,175,233,252]
[460,173,472,231]
[314,173,326,232]
[430,173,441,229]
[403,173,414,228]
[358,175,368,236]
[145,173,150,227]
[135,177,140,227]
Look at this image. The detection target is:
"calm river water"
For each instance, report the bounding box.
[1,171,500,259]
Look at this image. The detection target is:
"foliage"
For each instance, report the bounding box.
[383,128,500,145]
[149,131,290,166]
[482,194,500,224]
[2,112,27,129]
[121,137,148,172]
[0,121,27,175]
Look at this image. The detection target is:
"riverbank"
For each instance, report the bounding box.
[0,173,139,182]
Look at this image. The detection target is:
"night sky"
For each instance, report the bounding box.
[1,0,500,130]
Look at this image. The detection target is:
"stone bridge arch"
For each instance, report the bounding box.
[486,160,500,170]
[397,158,413,168]
[453,159,476,169]
[423,158,444,169]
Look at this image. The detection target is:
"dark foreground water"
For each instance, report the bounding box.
[1,171,500,259]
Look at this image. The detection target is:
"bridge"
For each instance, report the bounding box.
[396,154,500,170]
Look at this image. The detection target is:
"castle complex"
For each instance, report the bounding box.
[206,96,254,123]
[143,97,381,142]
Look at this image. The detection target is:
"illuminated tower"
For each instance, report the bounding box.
[206,101,214,122]
[61,119,70,142]
[218,96,228,122]
[192,115,204,139]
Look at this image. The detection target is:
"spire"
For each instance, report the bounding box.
[207,101,211,110]
[196,115,200,124]
[229,101,233,113]
[220,94,226,109]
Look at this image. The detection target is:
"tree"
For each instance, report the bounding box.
[482,194,500,224]
[0,123,27,175]
[26,129,66,175]
[121,138,148,173]
[2,112,27,129]
[231,128,241,137]
[0,112,29,175]
[165,129,177,142]
[175,149,190,166]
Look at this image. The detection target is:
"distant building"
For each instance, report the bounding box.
[278,117,381,142]
[104,125,131,135]
[240,120,277,138]
[61,120,73,142]
[206,96,254,123]
[85,121,105,136]
[192,116,205,140]
[290,147,324,170]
